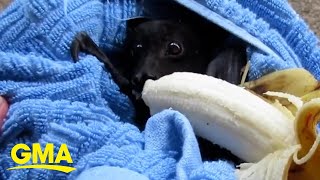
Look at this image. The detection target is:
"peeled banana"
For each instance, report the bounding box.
[142,69,320,180]
[142,72,297,162]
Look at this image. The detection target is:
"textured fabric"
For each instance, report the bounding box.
[172,0,320,80]
[0,0,319,179]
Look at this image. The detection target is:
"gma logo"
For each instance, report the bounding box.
[7,143,76,173]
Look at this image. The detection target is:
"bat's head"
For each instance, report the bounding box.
[125,18,227,91]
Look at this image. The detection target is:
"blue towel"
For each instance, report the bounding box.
[0,0,319,179]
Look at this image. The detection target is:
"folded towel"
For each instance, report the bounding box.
[0,0,319,179]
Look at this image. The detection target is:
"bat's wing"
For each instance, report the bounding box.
[70,32,132,95]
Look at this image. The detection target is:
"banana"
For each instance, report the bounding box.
[243,68,319,116]
[266,88,320,116]
[142,72,297,162]
[300,89,320,102]
[236,145,300,180]
[237,99,320,180]
[243,68,319,97]
[264,91,303,109]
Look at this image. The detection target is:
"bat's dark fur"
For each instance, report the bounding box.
[70,17,246,164]
[71,19,246,126]
[123,19,227,91]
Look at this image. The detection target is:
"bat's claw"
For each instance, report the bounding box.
[70,39,80,62]
[70,32,90,62]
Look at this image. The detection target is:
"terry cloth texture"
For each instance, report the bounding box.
[0,0,319,179]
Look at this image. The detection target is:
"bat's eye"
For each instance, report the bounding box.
[166,42,182,56]
[131,43,143,57]
[135,44,143,49]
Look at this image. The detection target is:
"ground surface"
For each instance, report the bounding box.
[289,0,320,36]
[0,0,10,11]
[0,0,319,35]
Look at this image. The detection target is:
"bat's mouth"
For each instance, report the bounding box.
[130,78,149,96]
[132,89,142,101]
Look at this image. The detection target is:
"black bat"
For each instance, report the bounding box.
[70,19,247,129]
[70,18,247,164]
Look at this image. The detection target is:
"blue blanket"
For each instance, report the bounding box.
[0,0,319,179]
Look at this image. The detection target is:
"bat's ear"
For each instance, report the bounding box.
[127,17,150,29]
[206,47,247,85]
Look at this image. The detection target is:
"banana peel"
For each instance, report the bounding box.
[236,99,320,180]
[236,145,300,180]
[244,68,320,116]
[289,99,320,180]
[284,89,320,115]
[243,68,319,97]
[239,68,320,179]
[300,89,320,103]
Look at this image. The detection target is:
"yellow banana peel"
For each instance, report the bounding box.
[243,68,319,97]
[238,68,320,180]
[237,98,320,180]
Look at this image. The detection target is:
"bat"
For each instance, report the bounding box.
[70,18,247,129]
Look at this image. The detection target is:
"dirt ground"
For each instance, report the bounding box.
[0,0,319,36]
[0,0,10,11]
[289,0,320,36]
